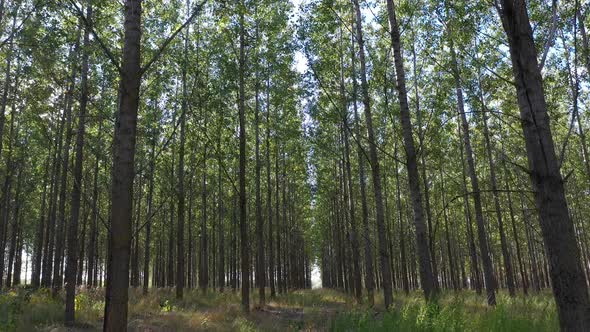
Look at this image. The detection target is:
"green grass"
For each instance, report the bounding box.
[0,287,558,331]
[331,291,558,332]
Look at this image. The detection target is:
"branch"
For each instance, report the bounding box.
[499,150,531,175]
[140,0,208,76]
[67,0,122,73]
[0,0,46,48]
[539,0,559,72]
[131,197,169,239]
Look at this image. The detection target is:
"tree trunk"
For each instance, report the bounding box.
[53,29,81,296]
[479,86,515,296]
[413,36,439,292]
[385,0,436,302]
[504,163,528,295]
[449,37,496,305]
[176,1,190,299]
[238,2,250,312]
[265,74,275,298]
[103,0,142,329]
[353,0,393,308]
[87,122,101,288]
[394,141,410,295]
[65,5,91,323]
[254,24,265,305]
[32,156,50,288]
[349,19,374,306]
[499,1,590,329]
[340,18,362,302]
[43,105,66,288]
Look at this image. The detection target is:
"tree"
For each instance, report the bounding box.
[64,3,91,324]
[497,0,590,329]
[385,0,436,302]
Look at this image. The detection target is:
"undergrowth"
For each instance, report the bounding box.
[331,291,558,332]
[0,286,558,331]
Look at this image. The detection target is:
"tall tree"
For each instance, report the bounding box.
[352,0,393,308]
[497,0,590,329]
[238,0,250,313]
[385,0,436,301]
[64,3,92,324]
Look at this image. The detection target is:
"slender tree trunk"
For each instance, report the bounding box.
[449,37,496,305]
[458,121,481,293]
[265,74,275,298]
[32,156,50,288]
[7,177,21,289]
[254,25,265,305]
[504,163,528,295]
[43,106,66,288]
[200,136,208,292]
[53,29,81,296]
[217,146,225,292]
[275,145,282,294]
[440,166,458,290]
[176,1,190,299]
[394,141,410,295]
[479,85,515,296]
[353,0,393,308]
[349,18,374,306]
[340,18,362,302]
[385,0,436,302]
[238,2,250,312]
[65,6,91,323]
[413,36,439,291]
[87,122,101,288]
[77,207,89,286]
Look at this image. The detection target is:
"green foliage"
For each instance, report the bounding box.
[0,288,62,331]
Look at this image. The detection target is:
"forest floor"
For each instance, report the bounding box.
[1,287,558,331]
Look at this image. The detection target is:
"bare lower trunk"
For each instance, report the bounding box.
[104,0,142,329]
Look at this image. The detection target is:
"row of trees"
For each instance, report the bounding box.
[1,0,590,331]
[0,0,314,330]
[304,0,590,330]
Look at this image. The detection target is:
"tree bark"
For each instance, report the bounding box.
[65,5,91,324]
[353,0,393,308]
[32,156,50,288]
[449,37,496,305]
[254,22,265,305]
[53,28,81,296]
[385,0,436,302]
[266,73,276,298]
[103,0,142,329]
[498,1,590,329]
[176,0,190,299]
[238,2,250,312]
[479,86,515,296]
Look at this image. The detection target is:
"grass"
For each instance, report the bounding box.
[0,286,558,331]
[331,291,558,331]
